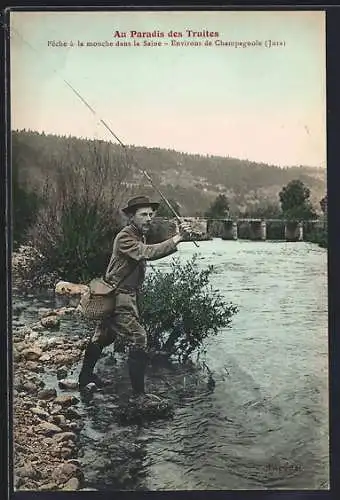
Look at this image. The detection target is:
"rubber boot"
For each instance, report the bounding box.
[128,349,163,405]
[128,348,147,396]
[78,341,104,389]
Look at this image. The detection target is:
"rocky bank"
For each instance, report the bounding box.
[12,286,95,491]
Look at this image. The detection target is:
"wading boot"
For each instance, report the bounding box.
[78,341,105,390]
[128,348,163,405]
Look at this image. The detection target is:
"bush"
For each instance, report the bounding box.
[30,200,122,283]
[305,228,327,248]
[26,140,131,283]
[139,255,238,363]
[12,158,42,250]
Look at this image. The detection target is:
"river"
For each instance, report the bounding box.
[12,239,329,490]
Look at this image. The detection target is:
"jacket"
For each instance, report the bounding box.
[105,224,178,293]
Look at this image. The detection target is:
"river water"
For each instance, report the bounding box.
[12,239,329,490]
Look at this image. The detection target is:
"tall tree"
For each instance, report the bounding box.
[320,194,327,214]
[204,194,230,219]
[279,180,317,220]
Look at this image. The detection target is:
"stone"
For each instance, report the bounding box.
[58,379,79,391]
[22,381,37,394]
[37,388,57,400]
[61,477,80,491]
[35,421,63,436]
[51,462,81,484]
[58,448,74,459]
[66,459,81,466]
[38,338,59,351]
[64,408,81,420]
[25,361,42,372]
[16,462,40,480]
[52,414,66,426]
[41,315,60,329]
[21,347,43,361]
[52,431,77,443]
[50,404,63,415]
[55,307,76,316]
[28,332,39,341]
[31,407,50,419]
[39,353,51,362]
[55,281,89,296]
[67,422,83,433]
[31,322,44,332]
[19,326,35,337]
[118,396,174,424]
[56,367,68,380]
[53,395,79,407]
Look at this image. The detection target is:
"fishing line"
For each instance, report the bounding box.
[10,25,199,247]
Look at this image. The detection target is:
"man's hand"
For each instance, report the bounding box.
[173,219,192,244]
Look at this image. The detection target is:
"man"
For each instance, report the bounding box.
[78,195,191,401]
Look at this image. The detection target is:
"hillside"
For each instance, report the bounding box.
[12,130,326,216]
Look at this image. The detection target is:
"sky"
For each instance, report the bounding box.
[10,10,326,168]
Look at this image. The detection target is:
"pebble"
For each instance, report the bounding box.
[21,347,43,361]
[37,388,57,400]
[67,422,83,433]
[41,316,60,329]
[16,462,40,480]
[22,381,37,393]
[54,395,79,407]
[64,408,81,420]
[52,431,77,444]
[52,414,66,426]
[59,448,74,459]
[58,379,79,391]
[39,353,51,362]
[31,407,50,419]
[35,421,63,436]
[56,367,68,380]
[51,462,81,483]
[61,477,80,490]
[25,361,43,372]
[50,405,63,415]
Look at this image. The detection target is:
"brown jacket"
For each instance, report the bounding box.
[105,224,178,292]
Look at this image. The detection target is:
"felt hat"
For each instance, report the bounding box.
[122,195,160,215]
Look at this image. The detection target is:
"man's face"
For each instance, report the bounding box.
[131,206,155,234]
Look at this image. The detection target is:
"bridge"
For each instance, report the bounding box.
[151,216,326,242]
[203,217,325,241]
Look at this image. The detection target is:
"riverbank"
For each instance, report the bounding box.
[12,302,96,491]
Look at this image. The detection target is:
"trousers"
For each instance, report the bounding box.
[91,292,147,351]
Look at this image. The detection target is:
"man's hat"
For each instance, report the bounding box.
[122,195,160,215]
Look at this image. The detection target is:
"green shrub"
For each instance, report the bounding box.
[26,140,131,283]
[139,255,238,362]
[30,200,122,283]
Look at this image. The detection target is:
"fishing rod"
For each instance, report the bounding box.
[10,26,199,247]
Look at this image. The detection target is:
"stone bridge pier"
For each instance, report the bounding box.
[221,220,238,240]
[284,221,303,242]
[249,220,267,241]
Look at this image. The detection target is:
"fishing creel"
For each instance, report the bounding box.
[80,278,117,320]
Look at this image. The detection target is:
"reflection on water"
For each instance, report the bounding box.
[12,240,328,490]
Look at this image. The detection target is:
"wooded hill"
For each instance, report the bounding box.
[12,130,326,216]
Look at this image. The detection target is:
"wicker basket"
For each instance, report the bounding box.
[80,277,117,320]
[80,289,117,320]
